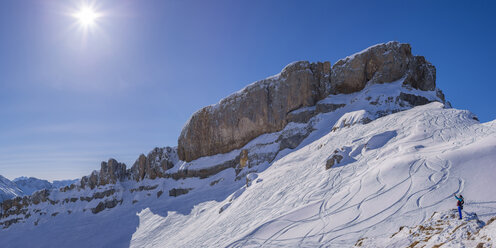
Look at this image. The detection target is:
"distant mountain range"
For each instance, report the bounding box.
[0,175,77,203]
[0,175,23,203]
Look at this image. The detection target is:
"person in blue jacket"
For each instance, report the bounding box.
[454,193,464,219]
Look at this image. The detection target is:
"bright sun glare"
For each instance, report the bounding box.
[73,6,100,28]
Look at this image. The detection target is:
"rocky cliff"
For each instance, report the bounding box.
[178,41,438,162]
[80,147,178,189]
[177,61,331,162]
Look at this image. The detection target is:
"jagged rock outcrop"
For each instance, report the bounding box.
[80,159,126,189]
[178,41,438,162]
[0,148,179,228]
[99,159,126,185]
[398,92,431,106]
[331,42,435,93]
[91,199,123,214]
[79,147,178,189]
[178,61,332,162]
[31,189,50,205]
[130,147,177,181]
[326,154,343,170]
[169,188,192,197]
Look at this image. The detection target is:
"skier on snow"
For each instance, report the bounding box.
[453,193,464,219]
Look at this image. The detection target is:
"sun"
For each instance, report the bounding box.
[73,6,100,28]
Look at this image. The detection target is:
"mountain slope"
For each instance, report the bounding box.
[128,102,496,247]
[1,102,494,247]
[356,210,495,247]
[0,176,22,203]
[13,177,53,196]
[0,177,78,203]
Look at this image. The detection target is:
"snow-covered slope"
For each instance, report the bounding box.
[0,176,78,203]
[129,102,495,247]
[356,210,495,247]
[0,93,495,247]
[13,177,53,196]
[0,176,22,203]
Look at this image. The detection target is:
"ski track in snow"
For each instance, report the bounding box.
[223,104,495,247]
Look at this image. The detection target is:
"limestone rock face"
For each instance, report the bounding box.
[31,189,50,205]
[78,147,178,188]
[331,41,435,93]
[99,159,126,185]
[178,61,332,162]
[178,41,437,162]
[130,147,178,181]
[398,92,431,106]
[403,56,436,91]
[80,159,126,189]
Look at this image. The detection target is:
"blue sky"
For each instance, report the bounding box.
[0,0,495,181]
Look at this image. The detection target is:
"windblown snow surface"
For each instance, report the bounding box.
[133,103,496,247]
[1,101,495,247]
[0,175,22,203]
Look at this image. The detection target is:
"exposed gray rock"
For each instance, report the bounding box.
[398,92,431,106]
[326,153,344,170]
[0,217,22,229]
[129,185,158,193]
[91,199,122,214]
[278,132,310,151]
[80,170,99,190]
[169,188,192,197]
[99,159,126,185]
[316,103,346,114]
[210,178,223,186]
[79,161,125,189]
[31,189,50,205]
[178,61,332,162]
[169,158,238,180]
[331,41,434,93]
[403,56,436,91]
[59,184,75,192]
[92,189,116,200]
[286,107,316,123]
[178,42,438,162]
[130,147,177,181]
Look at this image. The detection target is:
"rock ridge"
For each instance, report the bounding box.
[178,41,438,162]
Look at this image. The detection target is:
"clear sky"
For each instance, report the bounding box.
[1,0,495,181]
